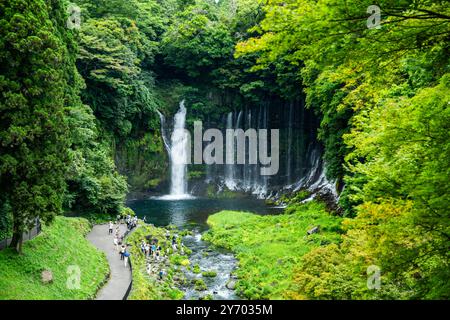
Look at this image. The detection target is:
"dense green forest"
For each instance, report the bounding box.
[0,0,449,299]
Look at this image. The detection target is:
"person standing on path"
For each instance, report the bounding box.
[124,251,130,268]
[145,243,150,257]
[113,236,119,251]
[120,244,126,260]
[108,221,113,235]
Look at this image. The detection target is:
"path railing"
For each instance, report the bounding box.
[123,257,133,300]
[122,227,134,300]
[0,219,41,250]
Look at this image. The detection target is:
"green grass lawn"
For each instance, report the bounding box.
[0,217,109,300]
[203,201,343,299]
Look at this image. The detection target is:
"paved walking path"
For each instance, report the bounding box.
[87,223,132,300]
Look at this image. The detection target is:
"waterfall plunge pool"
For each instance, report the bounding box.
[127,196,283,230]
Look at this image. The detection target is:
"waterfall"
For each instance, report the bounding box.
[235,110,243,184]
[244,109,252,191]
[194,98,337,201]
[253,106,262,192]
[224,112,236,190]
[157,110,171,152]
[170,100,188,196]
[158,100,192,200]
[155,98,337,201]
[252,104,269,198]
[285,102,294,185]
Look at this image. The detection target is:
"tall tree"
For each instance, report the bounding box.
[0,0,74,252]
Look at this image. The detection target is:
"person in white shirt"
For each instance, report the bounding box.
[113,236,119,251]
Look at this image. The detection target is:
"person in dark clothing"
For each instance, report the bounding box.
[120,245,126,260]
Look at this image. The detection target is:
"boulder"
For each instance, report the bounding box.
[226,280,236,290]
[307,226,320,235]
[41,270,53,284]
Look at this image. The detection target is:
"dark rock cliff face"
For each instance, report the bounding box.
[113,129,169,195]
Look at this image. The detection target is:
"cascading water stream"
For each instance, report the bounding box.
[157,110,171,153]
[224,112,236,190]
[158,100,192,200]
[209,101,336,200]
[286,102,293,185]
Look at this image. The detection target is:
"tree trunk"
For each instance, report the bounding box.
[17,233,23,254]
[9,224,23,254]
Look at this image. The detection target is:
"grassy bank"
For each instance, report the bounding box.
[0,217,109,300]
[203,201,342,299]
[126,224,192,300]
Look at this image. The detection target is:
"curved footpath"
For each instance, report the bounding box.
[87,224,132,300]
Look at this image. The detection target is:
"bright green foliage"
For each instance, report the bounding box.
[160,0,292,102]
[236,0,450,182]
[194,278,207,291]
[0,217,109,299]
[0,0,129,249]
[1,0,449,300]
[65,103,127,215]
[345,75,450,212]
[202,270,217,278]
[293,200,449,299]
[338,76,449,299]
[235,0,450,299]
[204,201,342,299]
[75,0,173,192]
[77,16,157,136]
[192,264,201,274]
[162,1,235,79]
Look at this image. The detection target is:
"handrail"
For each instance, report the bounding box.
[123,257,133,300]
[122,227,134,300]
[0,219,41,251]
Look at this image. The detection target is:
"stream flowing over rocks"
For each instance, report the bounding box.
[180,230,238,300]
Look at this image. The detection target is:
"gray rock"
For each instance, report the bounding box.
[41,270,53,284]
[307,226,320,235]
[226,280,236,290]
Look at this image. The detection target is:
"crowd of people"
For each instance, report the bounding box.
[138,230,188,281]
[116,214,139,231]
[108,215,186,281]
[108,219,131,268]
